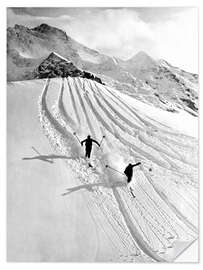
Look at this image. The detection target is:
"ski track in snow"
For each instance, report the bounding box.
[38,77,198,262]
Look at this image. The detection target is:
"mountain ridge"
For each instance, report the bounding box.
[7,23,198,116]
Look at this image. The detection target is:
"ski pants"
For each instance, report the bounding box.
[85,147,92,158]
[126,174,132,183]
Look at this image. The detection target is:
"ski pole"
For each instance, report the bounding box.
[31,146,53,163]
[105,165,125,176]
[73,132,81,144]
[31,146,41,156]
[99,135,105,147]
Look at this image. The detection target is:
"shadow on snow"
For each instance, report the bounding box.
[62,181,127,196]
[22,154,73,164]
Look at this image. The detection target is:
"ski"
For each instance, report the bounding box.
[129,186,136,198]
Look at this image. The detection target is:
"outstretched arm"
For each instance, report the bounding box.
[81,139,87,146]
[132,162,141,167]
[92,139,100,147]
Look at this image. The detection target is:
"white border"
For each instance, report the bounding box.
[1,0,202,269]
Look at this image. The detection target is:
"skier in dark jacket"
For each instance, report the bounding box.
[81,135,100,158]
[124,162,141,183]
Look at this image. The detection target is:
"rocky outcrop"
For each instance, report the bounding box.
[33,52,104,85]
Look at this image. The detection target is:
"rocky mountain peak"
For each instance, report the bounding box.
[7,24,29,36]
[31,23,68,39]
[133,50,150,58]
[45,52,71,63]
[33,51,104,85]
[129,51,153,61]
[14,24,28,31]
[125,51,157,69]
[32,23,52,32]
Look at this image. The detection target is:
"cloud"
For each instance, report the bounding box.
[62,8,198,72]
[63,9,158,58]
[7,9,72,28]
[7,7,198,73]
[152,8,198,73]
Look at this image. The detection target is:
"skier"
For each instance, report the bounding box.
[81,135,100,159]
[124,162,141,183]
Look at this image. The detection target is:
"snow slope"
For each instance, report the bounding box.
[114,90,198,138]
[7,77,198,262]
[7,80,104,262]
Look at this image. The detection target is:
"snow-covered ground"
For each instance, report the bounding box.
[116,91,198,138]
[7,77,198,262]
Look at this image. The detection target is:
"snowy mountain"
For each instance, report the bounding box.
[7,23,198,116]
[8,77,198,262]
[7,23,108,80]
[124,51,158,70]
[120,52,198,116]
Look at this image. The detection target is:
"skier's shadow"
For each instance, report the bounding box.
[22,154,72,164]
[62,181,126,196]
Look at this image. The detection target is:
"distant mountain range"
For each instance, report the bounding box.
[7,23,198,116]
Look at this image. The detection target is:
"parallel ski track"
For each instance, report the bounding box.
[95,81,195,140]
[90,81,197,169]
[86,80,198,177]
[86,79,197,226]
[39,78,153,262]
[68,77,197,234]
[58,78,77,130]
[77,78,197,246]
[57,79,161,259]
[73,79,96,138]
[140,166,198,234]
[38,77,198,262]
[66,78,81,125]
[82,82,171,169]
[95,81,197,149]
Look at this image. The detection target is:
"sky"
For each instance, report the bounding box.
[7,7,198,73]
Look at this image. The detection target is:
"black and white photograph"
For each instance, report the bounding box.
[6,6,199,263]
